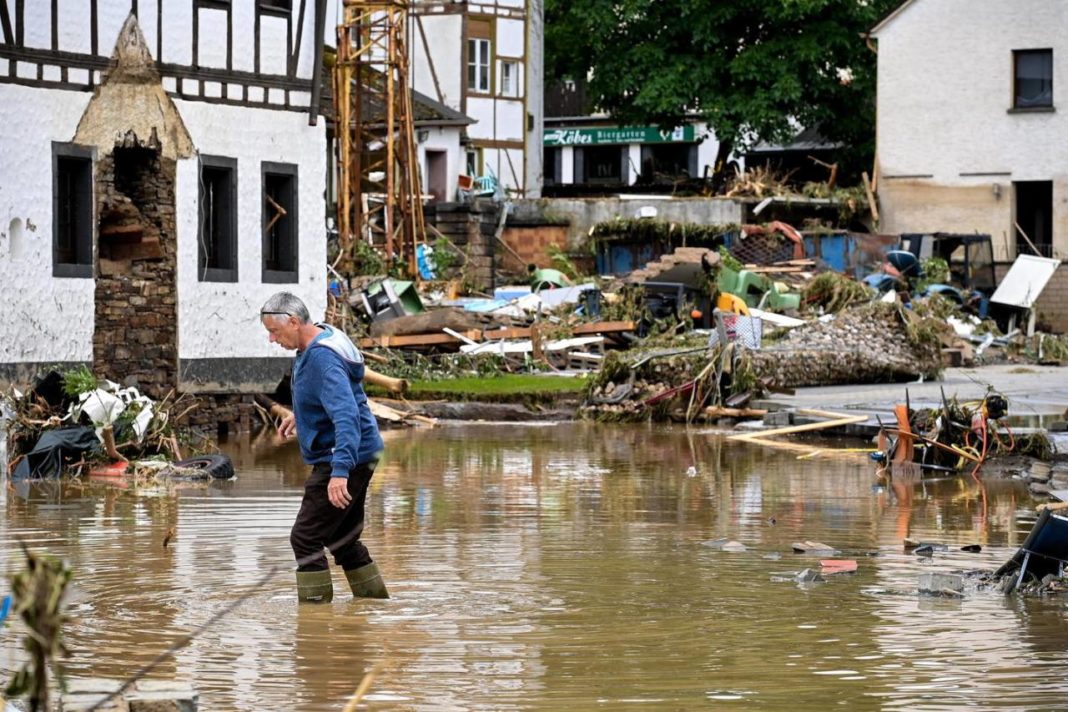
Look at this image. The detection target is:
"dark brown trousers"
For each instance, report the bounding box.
[290,461,377,572]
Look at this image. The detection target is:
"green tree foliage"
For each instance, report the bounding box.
[546,0,901,179]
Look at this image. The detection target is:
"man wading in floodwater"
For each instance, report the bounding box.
[260,292,388,602]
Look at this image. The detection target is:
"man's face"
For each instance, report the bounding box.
[262,315,301,351]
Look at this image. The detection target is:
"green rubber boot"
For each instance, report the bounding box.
[344,562,389,599]
[295,569,334,603]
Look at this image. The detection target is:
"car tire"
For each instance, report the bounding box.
[173,454,235,480]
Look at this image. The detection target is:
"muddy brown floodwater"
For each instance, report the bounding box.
[2,422,1067,710]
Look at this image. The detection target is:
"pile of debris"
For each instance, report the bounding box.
[874,390,1054,483]
[750,302,945,389]
[3,367,206,481]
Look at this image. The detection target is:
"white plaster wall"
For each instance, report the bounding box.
[160,2,194,66]
[137,3,161,62]
[0,85,95,365]
[483,147,525,191]
[416,126,464,201]
[231,2,256,73]
[259,14,290,77]
[199,7,230,70]
[876,0,1068,183]
[494,100,525,142]
[56,0,93,55]
[467,96,498,141]
[496,18,525,58]
[22,2,51,50]
[174,100,327,360]
[410,14,465,110]
[96,2,130,58]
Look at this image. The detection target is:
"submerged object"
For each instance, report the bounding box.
[994,509,1068,593]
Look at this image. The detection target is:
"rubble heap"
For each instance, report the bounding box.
[750,303,944,389]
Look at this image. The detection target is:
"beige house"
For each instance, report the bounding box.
[872,0,1068,263]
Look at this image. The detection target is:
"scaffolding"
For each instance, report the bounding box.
[334,0,425,278]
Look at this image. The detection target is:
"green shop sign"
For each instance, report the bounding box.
[544,125,696,147]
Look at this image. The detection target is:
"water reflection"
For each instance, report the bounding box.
[1,422,1065,710]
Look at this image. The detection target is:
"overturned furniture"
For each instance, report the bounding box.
[993,509,1068,594]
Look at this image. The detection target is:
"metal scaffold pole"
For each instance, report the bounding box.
[334,0,426,281]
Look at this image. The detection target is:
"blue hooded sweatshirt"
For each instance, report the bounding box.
[291,324,384,478]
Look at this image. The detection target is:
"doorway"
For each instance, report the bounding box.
[426,150,448,203]
[1014,180,1053,256]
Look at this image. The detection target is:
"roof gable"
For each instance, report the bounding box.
[870,0,922,37]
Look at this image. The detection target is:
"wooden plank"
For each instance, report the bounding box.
[729,409,868,442]
[358,321,636,349]
[482,321,636,341]
[862,171,879,223]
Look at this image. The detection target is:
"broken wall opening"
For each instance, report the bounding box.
[93,132,178,399]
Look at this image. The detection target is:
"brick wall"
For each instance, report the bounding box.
[994,262,1068,334]
[425,200,501,291]
[501,224,569,270]
[93,143,178,399]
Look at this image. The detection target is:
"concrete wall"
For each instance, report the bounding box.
[875,0,1068,260]
[511,197,744,249]
[174,99,327,362]
[0,84,95,368]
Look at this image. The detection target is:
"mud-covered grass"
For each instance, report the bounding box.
[368,374,588,403]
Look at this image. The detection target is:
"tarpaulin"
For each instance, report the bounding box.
[12,426,99,481]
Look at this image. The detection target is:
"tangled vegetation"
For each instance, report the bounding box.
[801,271,874,313]
[590,218,739,245]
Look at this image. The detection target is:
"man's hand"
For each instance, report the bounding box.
[328,477,352,509]
[277,413,296,439]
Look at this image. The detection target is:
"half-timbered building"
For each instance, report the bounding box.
[0,1,330,405]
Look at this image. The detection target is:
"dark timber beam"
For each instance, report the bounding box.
[0,0,14,46]
[307,0,325,126]
[289,0,306,78]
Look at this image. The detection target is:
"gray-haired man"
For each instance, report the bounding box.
[260,291,388,602]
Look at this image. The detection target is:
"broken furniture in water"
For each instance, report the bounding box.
[993,508,1068,594]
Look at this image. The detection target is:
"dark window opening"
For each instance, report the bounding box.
[262,162,298,283]
[543,147,560,186]
[53,143,94,278]
[1014,180,1053,257]
[258,0,292,14]
[639,144,698,183]
[199,156,238,282]
[579,146,624,184]
[1014,49,1053,109]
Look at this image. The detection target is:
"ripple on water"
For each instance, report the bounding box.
[1,424,1066,710]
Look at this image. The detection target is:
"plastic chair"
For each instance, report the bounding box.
[994,509,1068,592]
[473,175,498,197]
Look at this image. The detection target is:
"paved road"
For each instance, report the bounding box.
[758,364,1068,424]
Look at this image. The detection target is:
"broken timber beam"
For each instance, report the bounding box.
[729,409,868,442]
[358,321,636,349]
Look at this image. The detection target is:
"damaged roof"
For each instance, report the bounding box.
[320,63,474,128]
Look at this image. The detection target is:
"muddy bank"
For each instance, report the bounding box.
[380,398,579,422]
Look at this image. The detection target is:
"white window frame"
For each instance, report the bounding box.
[468,38,491,94]
[499,60,520,97]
